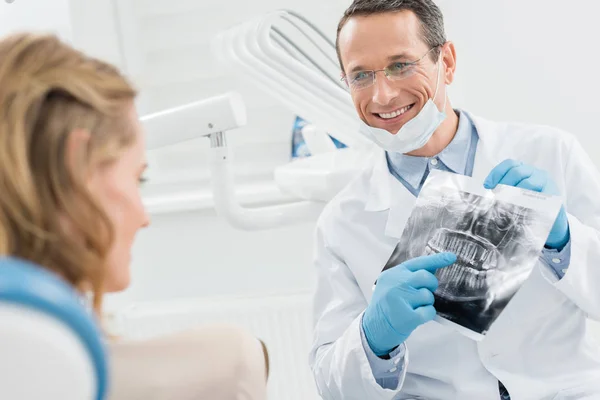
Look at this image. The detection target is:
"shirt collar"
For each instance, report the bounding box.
[386,110,473,189]
[436,110,473,174]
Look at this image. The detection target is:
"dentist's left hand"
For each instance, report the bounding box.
[483,159,569,249]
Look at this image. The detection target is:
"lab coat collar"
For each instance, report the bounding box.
[364,111,501,239]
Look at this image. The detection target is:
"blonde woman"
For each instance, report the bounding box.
[0,32,268,400]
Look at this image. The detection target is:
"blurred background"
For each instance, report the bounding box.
[1,1,599,398]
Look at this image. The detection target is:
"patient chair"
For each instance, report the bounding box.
[0,257,108,399]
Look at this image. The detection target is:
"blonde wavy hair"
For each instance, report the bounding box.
[0,33,138,312]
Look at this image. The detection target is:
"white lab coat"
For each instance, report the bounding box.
[309,112,600,400]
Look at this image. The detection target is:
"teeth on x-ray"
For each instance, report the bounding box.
[383,178,555,336]
[427,228,498,270]
[426,228,500,302]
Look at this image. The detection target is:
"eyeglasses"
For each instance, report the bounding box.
[341,46,440,91]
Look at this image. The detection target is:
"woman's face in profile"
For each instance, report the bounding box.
[87,104,150,293]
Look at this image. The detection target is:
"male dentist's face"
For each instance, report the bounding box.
[338,11,449,134]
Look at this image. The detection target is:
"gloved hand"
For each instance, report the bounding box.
[483,159,570,249]
[362,252,457,357]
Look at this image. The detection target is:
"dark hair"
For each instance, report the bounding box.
[336,0,447,71]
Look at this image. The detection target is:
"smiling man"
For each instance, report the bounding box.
[308,1,600,399]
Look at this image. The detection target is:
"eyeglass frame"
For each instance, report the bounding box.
[341,44,444,91]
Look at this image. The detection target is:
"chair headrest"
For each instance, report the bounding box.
[0,257,108,400]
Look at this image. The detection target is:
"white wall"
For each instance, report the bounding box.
[0,0,72,40]
[0,1,129,70]
[106,209,316,307]
[438,0,600,164]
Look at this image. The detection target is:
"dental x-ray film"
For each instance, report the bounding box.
[383,170,562,340]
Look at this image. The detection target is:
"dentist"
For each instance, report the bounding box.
[309,1,600,399]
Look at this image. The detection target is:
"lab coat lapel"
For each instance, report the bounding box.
[365,149,417,240]
[385,178,417,239]
[467,112,503,182]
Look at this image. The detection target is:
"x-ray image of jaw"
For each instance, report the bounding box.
[428,193,537,304]
[384,189,548,336]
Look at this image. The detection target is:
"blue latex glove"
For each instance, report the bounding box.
[362,252,457,357]
[483,159,570,249]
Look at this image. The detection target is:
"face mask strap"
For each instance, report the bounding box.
[432,50,447,112]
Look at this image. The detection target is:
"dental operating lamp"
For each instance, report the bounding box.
[205,10,377,209]
[211,10,372,150]
[140,92,325,230]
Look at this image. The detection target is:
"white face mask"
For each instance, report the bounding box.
[358,55,447,154]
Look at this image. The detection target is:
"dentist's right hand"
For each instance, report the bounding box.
[362,252,457,357]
